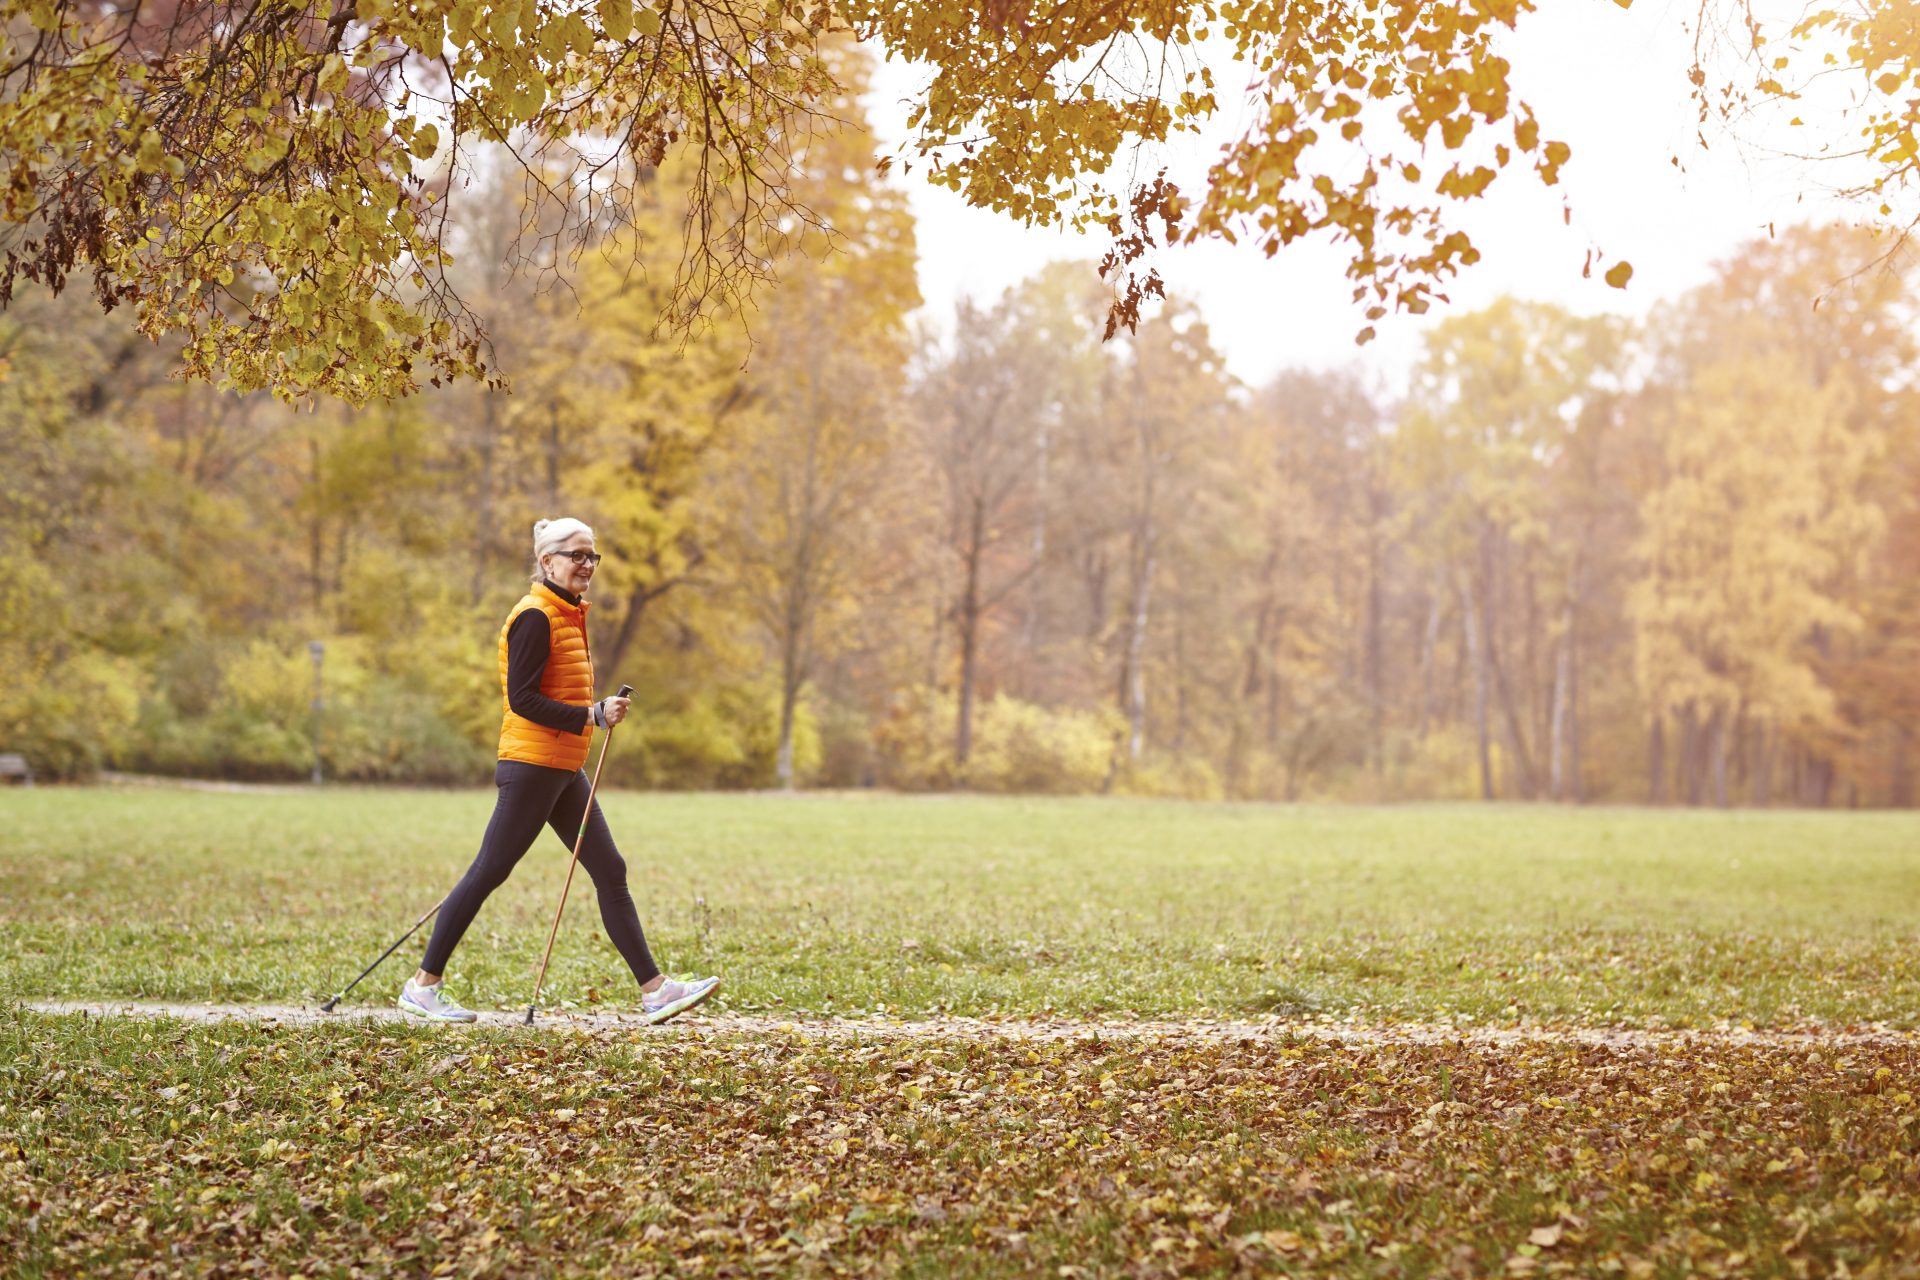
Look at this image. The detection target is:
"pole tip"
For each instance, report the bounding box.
[523,1006,536,1025]
[320,997,339,1013]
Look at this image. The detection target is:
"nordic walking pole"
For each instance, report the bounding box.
[319,894,448,1012]
[525,684,632,1026]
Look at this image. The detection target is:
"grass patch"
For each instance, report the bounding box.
[1,788,1917,1025]
[4,1007,1918,1277]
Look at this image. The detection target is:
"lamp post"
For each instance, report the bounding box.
[308,639,325,786]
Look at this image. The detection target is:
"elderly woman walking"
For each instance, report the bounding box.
[398,517,720,1024]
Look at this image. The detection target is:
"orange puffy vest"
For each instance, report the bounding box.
[496,582,596,770]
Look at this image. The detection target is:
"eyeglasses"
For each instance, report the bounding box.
[551,549,602,567]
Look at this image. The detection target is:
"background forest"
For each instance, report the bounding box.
[3,53,1916,807]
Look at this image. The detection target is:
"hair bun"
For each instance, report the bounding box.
[533,519,550,537]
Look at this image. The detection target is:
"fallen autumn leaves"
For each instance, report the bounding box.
[5,1008,1920,1277]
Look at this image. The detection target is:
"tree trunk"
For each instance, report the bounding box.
[1487,607,1539,799]
[1804,625,1837,808]
[1122,539,1154,761]
[1482,532,1538,798]
[954,501,985,770]
[1228,559,1280,798]
[308,435,325,614]
[1283,721,1313,802]
[1019,420,1050,690]
[1265,652,1282,752]
[1459,570,1493,800]
[1728,704,1749,796]
[600,594,647,691]
[1365,521,1385,783]
[1567,611,1584,803]
[1751,721,1773,807]
[1559,553,1587,803]
[1448,602,1469,727]
[1524,551,1545,773]
[1807,754,1834,808]
[1679,704,1704,806]
[1172,611,1189,754]
[599,569,689,688]
[1418,578,1443,739]
[1548,602,1574,802]
[1648,715,1667,804]
[774,372,823,791]
[924,562,946,690]
[775,672,799,791]
[1117,429,1157,762]
[776,565,806,791]
[1894,730,1914,809]
[333,519,354,609]
[1081,547,1108,643]
[1709,706,1730,808]
[1679,705,1697,805]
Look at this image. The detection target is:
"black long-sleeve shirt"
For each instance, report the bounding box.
[506,578,593,734]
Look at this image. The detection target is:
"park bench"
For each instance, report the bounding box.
[0,754,33,786]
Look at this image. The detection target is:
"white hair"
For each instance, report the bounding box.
[531,517,595,582]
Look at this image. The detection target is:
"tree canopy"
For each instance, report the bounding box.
[0,0,1692,401]
[2,0,1913,400]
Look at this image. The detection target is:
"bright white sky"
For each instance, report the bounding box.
[859,0,1875,394]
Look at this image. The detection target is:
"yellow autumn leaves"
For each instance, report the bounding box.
[17,1013,1920,1275]
[0,1,1687,399]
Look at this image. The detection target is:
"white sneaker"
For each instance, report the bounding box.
[398,977,479,1023]
[641,975,721,1025]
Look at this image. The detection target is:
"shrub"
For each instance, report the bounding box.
[125,634,491,783]
[1115,753,1225,801]
[611,681,819,790]
[0,551,146,779]
[323,673,492,784]
[875,687,1124,794]
[0,649,147,780]
[871,686,959,790]
[969,695,1122,794]
[815,697,880,788]
[1377,725,1488,802]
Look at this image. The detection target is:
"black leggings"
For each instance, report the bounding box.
[421,759,661,986]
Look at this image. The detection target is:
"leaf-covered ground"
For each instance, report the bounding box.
[7,1008,1920,1278]
[5,788,1920,1026]
[8,793,1920,1271]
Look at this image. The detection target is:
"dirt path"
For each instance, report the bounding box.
[18,999,1920,1048]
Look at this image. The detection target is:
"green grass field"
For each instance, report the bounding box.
[7,788,1920,1277]
[3,787,1918,1024]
